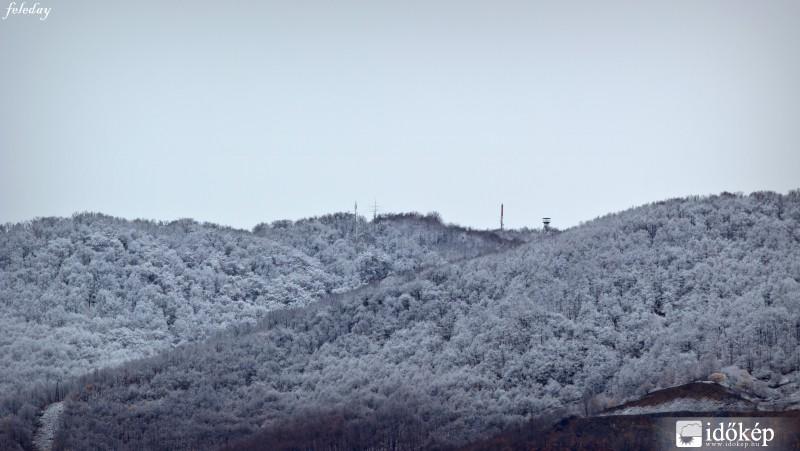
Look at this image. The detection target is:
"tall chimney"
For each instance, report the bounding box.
[500,204,504,230]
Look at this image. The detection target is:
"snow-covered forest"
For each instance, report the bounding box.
[0,212,515,394]
[1,191,799,450]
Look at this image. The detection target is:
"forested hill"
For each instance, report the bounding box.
[254,211,527,276]
[0,212,519,396]
[36,191,800,451]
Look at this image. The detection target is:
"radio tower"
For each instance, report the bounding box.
[500,203,504,230]
[354,201,360,252]
[372,200,379,221]
[354,201,358,234]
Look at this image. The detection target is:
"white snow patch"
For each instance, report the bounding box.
[33,401,64,451]
[599,397,753,416]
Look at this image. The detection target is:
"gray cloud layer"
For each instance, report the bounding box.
[1,0,798,229]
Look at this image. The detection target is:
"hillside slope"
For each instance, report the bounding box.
[0,211,520,450]
[0,214,333,395]
[461,381,800,451]
[44,191,800,450]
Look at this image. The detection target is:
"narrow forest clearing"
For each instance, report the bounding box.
[33,401,63,451]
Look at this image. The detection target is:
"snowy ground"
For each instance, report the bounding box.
[600,397,754,416]
[33,401,64,451]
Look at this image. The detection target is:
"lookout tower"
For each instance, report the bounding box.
[542,217,551,231]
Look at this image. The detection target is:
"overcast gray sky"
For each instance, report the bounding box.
[1,0,798,230]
